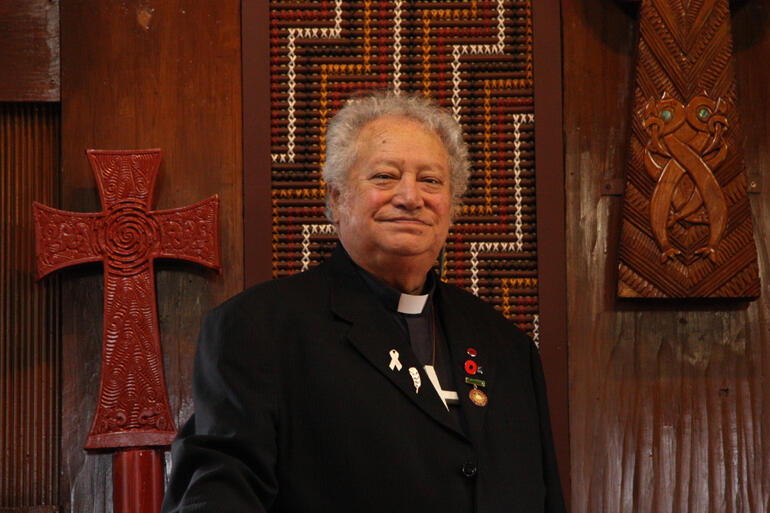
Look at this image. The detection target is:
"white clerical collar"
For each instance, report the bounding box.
[397,293,429,314]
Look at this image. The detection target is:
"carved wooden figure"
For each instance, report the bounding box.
[33,149,220,513]
[617,0,760,298]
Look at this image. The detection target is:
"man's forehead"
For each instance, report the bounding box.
[359,115,434,139]
[357,118,448,164]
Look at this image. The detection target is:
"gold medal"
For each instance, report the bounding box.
[469,388,488,407]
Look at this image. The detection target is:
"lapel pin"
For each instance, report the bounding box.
[464,359,478,375]
[465,376,486,387]
[466,347,477,357]
[388,349,403,371]
[408,367,421,394]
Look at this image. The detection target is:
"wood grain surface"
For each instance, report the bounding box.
[0,0,59,101]
[58,2,242,512]
[564,0,769,511]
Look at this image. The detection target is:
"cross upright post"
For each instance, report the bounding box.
[33,148,220,513]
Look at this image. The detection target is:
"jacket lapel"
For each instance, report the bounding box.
[436,284,493,447]
[327,249,465,439]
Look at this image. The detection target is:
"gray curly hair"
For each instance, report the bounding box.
[323,92,471,222]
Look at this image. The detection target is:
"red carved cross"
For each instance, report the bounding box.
[33,149,220,450]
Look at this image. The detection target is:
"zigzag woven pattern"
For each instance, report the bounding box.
[617,0,760,298]
[270,0,540,338]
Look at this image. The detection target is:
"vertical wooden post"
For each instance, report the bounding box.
[113,450,165,513]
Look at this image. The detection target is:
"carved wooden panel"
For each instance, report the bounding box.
[617,0,760,298]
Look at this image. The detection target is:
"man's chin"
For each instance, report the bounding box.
[377,240,439,259]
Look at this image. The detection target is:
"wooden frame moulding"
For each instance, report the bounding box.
[533,0,570,504]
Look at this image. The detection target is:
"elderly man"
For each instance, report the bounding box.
[163,93,566,513]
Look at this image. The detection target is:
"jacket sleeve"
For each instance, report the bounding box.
[162,301,280,513]
[529,340,568,513]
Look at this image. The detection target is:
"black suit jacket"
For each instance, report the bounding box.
[163,246,566,513]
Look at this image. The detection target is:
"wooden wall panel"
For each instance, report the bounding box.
[0,1,60,102]
[0,103,61,508]
[58,2,242,512]
[564,1,770,512]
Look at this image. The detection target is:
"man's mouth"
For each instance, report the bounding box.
[379,217,429,225]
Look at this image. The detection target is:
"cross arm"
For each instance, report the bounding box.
[151,195,220,270]
[32,202,102,279]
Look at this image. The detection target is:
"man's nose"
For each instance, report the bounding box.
[392,176,424,209]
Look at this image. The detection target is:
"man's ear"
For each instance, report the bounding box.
[326,183,341,224]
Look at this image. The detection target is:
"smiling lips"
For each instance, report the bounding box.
[378,216,431,226]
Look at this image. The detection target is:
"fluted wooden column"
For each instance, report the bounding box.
[0,103,61,510]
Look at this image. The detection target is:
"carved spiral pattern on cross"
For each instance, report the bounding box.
[96,201,159,275]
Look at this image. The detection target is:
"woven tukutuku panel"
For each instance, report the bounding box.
[269,0,539,340]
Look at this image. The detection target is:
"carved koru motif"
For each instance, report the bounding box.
[642,93,728,263]
[33,149,220,449]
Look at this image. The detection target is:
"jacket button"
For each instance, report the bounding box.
[460,462,478,478]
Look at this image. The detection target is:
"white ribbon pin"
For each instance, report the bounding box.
[409,367,421,394]
[388,349,403,371]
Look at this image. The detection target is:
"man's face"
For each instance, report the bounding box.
[330,115,452,275]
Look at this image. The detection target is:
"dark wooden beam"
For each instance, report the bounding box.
[242,0,273,288]
[533,0,570,507]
